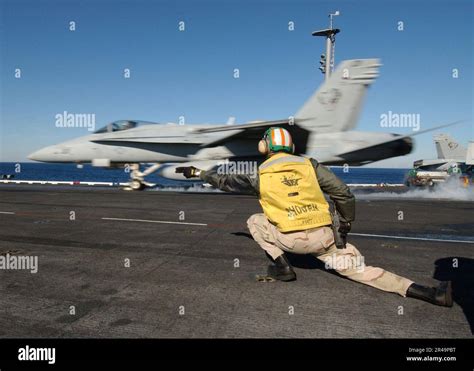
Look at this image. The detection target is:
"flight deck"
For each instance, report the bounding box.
[0,185,472,338]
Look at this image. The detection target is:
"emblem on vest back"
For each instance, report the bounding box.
[281,175,301,187]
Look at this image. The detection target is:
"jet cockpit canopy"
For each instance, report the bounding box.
[94,120,158,134]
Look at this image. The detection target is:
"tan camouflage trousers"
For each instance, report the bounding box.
[247,213,413,296]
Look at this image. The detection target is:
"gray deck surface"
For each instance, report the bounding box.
[0,186,472,338]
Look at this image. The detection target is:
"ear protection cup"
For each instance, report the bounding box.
[258,139,268,155]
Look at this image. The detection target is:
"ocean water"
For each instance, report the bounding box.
[0,162,409,186]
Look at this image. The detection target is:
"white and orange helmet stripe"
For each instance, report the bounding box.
[271,128,292,147]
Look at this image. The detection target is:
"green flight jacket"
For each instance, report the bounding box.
[200,157,355,223]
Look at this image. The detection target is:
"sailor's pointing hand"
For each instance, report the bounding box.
[175,166,202,179]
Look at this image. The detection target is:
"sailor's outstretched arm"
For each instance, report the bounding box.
[200,169,259,196]
[175,166,259,195]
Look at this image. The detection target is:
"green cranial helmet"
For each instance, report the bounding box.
[263,127,294,153]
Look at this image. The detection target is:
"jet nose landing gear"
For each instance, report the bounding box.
[123,163,161,191]
[128,178,147,191]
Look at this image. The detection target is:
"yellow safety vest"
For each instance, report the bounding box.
[258,152,332,232]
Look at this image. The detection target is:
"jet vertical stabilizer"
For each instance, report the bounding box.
[434,133,467,160]
[295,59,381,133]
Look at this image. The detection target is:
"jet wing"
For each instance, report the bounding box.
[413,159,449,168]
[196,119,312,155]
[90,119,309,146]
[337,120,466,164]
[194,119,295,133]
[92,136,204,144]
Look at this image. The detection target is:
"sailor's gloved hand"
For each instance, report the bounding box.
[338,221,351,236]
[175,166,202,179]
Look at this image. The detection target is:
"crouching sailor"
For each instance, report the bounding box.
[176,127,452,307]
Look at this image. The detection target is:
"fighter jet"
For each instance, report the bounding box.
[413,134,470,172]
[406,134,473,187]
[28,59,460,190]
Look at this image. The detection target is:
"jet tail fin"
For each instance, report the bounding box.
[295,59,381,133]
[434,133,467,160]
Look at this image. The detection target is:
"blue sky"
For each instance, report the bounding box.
[1,0,472,167]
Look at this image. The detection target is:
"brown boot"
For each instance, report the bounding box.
[266,254,297,282]
[257,253,296,282]
[406,281,453,307]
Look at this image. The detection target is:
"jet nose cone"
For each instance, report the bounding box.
[28,146,56,162]
[28,149,42,161]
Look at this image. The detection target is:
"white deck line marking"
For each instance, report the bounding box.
[351,232,474,244]
[0,211,15,215]
[101,217,207,226]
